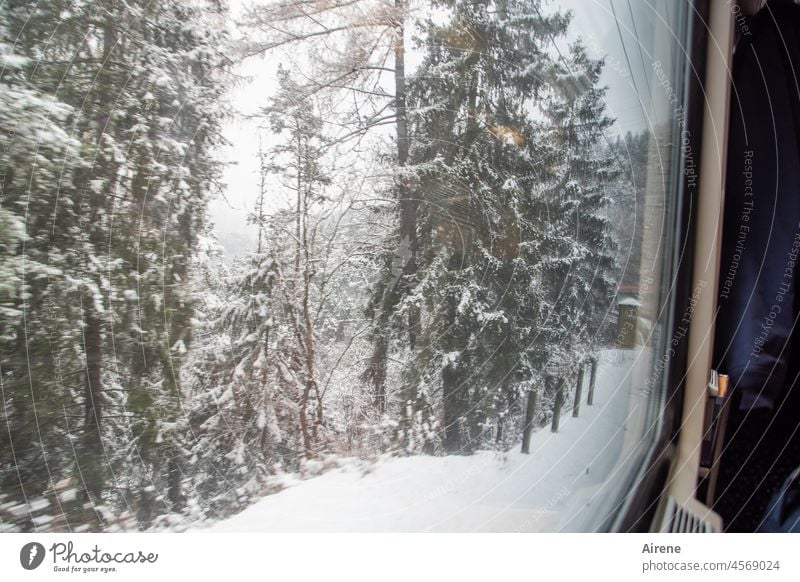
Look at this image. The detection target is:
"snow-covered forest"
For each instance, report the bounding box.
[1,0,663,532]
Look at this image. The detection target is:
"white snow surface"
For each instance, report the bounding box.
[199,349,655,532]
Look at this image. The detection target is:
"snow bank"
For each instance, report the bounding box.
[198,348,655,532]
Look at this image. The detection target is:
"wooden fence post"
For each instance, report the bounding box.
[551,378,565,433]
[521,388,538,454]
[587,357,598,405]
[573,365,585,418]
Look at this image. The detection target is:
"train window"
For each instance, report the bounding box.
[0,0,699,532]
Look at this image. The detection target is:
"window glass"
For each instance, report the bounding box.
[0,0,693,532]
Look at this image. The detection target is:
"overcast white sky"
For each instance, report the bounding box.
[210,0,664,260]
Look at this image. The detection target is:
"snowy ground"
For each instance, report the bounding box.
[198,349,655,532]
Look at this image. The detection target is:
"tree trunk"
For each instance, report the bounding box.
[299,381,313,458]
[442,362,463,453]
[365,2,413,414]
[83,310,103,431]
[394,0,419,348]
[79,13,118,527]
[301,170,321,456]
[256,139,267,254]
[295,134,303,277]
[167,456,184,511]
[81,324,104,501]
[370,335,388,413]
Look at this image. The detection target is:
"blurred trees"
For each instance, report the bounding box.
[0,0,229,530]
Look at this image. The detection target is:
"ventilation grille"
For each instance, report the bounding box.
[658,497,721,533]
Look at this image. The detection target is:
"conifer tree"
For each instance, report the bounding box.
[534,42,618,377]
[0,8,86,529]
[1,0,229,529]
[402,0,570,452]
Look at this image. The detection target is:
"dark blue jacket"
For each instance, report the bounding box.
[715,0,800,411]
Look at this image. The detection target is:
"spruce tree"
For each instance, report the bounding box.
[534,42,618,378]
[402,0,570,453]
[1,0,229,530]
[0,8,86,530]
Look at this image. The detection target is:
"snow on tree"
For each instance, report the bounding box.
[395,0,572,453]
[239,0,424,410]
[171,68,387,518]
[1,0,230,530]
[1,9,87,531]
[1,0,637,532]
[533,41,619,377]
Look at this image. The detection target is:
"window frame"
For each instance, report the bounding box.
[608,0,713,533]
